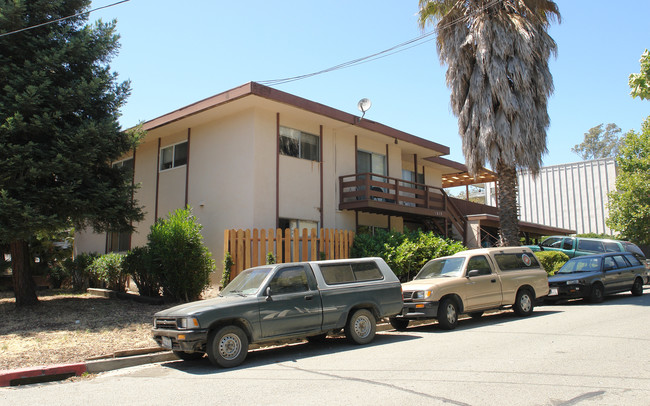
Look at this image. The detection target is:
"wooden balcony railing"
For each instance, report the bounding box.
[339,173,466,243]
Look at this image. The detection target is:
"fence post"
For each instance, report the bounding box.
[310,228,317,260]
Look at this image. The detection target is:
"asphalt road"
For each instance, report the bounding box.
[2,287,650,406]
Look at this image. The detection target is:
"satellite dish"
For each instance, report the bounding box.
[357,98,372,121]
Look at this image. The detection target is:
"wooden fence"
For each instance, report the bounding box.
[223,228,355,279]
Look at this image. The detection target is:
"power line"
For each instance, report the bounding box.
[0,0,130,38]
[258,0,501,86]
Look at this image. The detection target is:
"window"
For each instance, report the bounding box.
[279,126,319,161]
[113,157,134,171]
[611,255,630,268]
[466,255,492,276]
[540,237,563,248]
[603,242,621,252]
[562,238,574,250]
[625,254,642,267]
[577,239,605,253]
[108,231,130,253]
[603,257,617,270]
[320,261,383,285]
[493,253,541,271]
[160,141,188,171]
[268,266,309,294]
[357,150,386,176]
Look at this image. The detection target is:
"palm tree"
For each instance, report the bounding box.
[419,0,560,245]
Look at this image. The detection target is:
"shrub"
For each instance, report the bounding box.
[351,230,466,281]
[221,252,233,289]
[89,253,128,292]
[123,246,161,297]
[63,252,99,291]
[266,252,276,265]
[148,207,214,302]
[534,251,569,275]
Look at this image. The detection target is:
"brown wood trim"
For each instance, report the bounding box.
[276,113,280,228]
[414,154,417,180]
[319,125,324,228]
[354,136,358,173]
[129,147,136,250]
[141,82,449,156]
[185,128,191,207]
[385,144,390,177]
[155,137,161,221]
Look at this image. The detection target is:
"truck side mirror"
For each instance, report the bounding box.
[265,286,273,301]
[467,270,481,278]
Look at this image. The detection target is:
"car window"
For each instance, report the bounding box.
[493,253,540,271]
[603,242,621,252]
[626,254,643,266]
[319,261,384,284]
[603,257,617,270]
[415,257,465,279]
[577,239,605,253]
[612,255,630,268]
[622,242,644,256]
[541,237,563,248]
[557,257,601,274]
[268,266,309,294]
[562,238,574,250]
[466,255,492,276]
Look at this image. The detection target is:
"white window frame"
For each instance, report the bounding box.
[159,141,188,171]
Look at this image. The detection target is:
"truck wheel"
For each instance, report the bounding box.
[631,277,643,296]
[389,317,409,331]
[206,325,249,368]
[588,283,604,303]
[437,298,458,330]
[345,309,376,345]
[173,350,204,361]
[513,289,534,316]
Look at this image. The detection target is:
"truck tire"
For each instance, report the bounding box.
[588,283,604,303]
[173,350,204,361]
[389,317,409,331]
[206,325,249,368]
[345,309,376,345]
[513,288,534,316]
[437,298,458,330]
[631,277,643,296]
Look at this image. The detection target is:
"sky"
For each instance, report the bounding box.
[89,0,650,168]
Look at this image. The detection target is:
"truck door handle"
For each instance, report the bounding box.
[491,279,496,283]
[304,295,314,301]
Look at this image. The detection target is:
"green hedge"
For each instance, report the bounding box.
[351,230,466,281]
[534,251,569,275]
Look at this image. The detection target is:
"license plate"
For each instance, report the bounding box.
[162,336,172,349]
[549,287,558,296]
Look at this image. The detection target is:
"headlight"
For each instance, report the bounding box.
[178,317,200,329]
[566,280,582,285]
[413,291,432,299]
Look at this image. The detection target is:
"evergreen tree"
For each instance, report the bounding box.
[0,0,142,306]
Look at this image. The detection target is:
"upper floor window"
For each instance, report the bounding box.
[357,150,385,176]
[160,141,188,171]
[279,126,319,161]
[113,157,134,171]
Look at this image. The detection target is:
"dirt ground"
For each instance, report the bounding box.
[0,290,174,371]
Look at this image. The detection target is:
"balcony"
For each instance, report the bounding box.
[339,173,467,242]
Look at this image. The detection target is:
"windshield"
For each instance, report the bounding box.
[220,267,272,296]
[414,257,465,279]
[556,257,601,274]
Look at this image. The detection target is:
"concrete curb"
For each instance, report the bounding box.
[0,351,179,387]
[0,320,413,387]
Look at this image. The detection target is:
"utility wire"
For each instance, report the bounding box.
[0,0,130,38]
[258,0,501,86]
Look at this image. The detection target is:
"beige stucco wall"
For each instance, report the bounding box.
[74,96,450,287]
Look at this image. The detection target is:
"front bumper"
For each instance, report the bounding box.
[392,301,440,320]
[152,328,208,353]
[547,284,588,301]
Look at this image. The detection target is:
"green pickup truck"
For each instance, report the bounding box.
[152,257,403,367]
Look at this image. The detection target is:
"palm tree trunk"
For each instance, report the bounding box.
[496,163,520,246]
[10,239,39,306]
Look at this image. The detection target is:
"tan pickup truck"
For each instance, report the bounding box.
[390,247,549,330]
